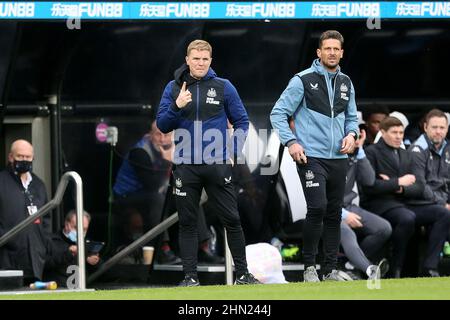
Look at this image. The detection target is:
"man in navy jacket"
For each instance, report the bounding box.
[157,39,259,286]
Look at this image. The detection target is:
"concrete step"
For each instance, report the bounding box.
[0,270,23,290]
[93,262,308,287]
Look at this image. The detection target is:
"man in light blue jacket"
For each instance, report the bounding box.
[270,30,359,282]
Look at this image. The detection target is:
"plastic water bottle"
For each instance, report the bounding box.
[30,281,57,290]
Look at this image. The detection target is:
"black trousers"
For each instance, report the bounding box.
[114,190,211,249]
[297,157,348,274]
[172,164,248,277]
[383,204,450,271]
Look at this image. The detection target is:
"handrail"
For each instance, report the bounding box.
[88,213,234,285]
[0,171,86,290]
[87,212,179,283]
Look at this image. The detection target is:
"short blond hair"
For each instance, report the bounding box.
[187,39,212,57]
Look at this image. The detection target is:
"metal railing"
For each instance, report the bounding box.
[0,171,86,290]
[88,212,179,283]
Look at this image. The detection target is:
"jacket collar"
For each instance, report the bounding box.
[7,164,33,189]
[377,137,401,152]
[311,58,341,76]
[423,134,448,156]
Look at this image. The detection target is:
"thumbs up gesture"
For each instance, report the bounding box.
[175,82,192,109]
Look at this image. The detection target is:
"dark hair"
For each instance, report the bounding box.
[319,30,344,49]
[362,105,390,121]
[380,116,403,131]
[425,108,447,124]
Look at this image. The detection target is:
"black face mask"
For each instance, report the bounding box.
[13,160,33,174]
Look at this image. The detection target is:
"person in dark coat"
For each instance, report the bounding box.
[44,210,100,287]
[0,139,50,284]
[361,117,449,278]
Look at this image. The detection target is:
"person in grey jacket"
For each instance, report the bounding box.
[270,30,359,282]
[408,109,450,207]
[340,129,391,280]
[407,108,450,277]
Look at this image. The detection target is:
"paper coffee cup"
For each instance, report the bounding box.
[143,246,154,265]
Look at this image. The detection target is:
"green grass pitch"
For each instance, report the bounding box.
[1,277,450,300]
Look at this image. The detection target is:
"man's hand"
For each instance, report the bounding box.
[288,143,307,164]
[345,212,363,229]
[379,174,390,180]
[69,245,77,256]
[398,174,416,187]
[355,129,366,149]
[446,203,450,211]
[175,82,192,108]
[159,143,174,162]
[340,133,356,154]
[87,254,100,266]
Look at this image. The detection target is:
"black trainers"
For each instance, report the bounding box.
[235,272,262,285]
[421,269,440,277]
[178,275,200,287]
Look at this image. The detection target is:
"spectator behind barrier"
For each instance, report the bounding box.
[340,128,391,280]
[408,108,450,275]
[44,210,101,287]
[0,139,50,285]
[362,105,390,146]
[361,116,450,278]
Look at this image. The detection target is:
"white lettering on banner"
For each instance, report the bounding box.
[140,4,166,17]
[167,3,209,18]
[312,3,379,17]
[0,2,34,17]
[396,2,450,17]
[51,4,77,17]
[396,3,421,16]
[140,3,209,18]
[311,4,337,17]
[51,3,122,18]
[226,4,251,17]
[337,3,380,17]
[226,3,295,18]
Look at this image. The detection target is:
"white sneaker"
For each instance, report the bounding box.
[323,270,353,281]
[303,266,320,282]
